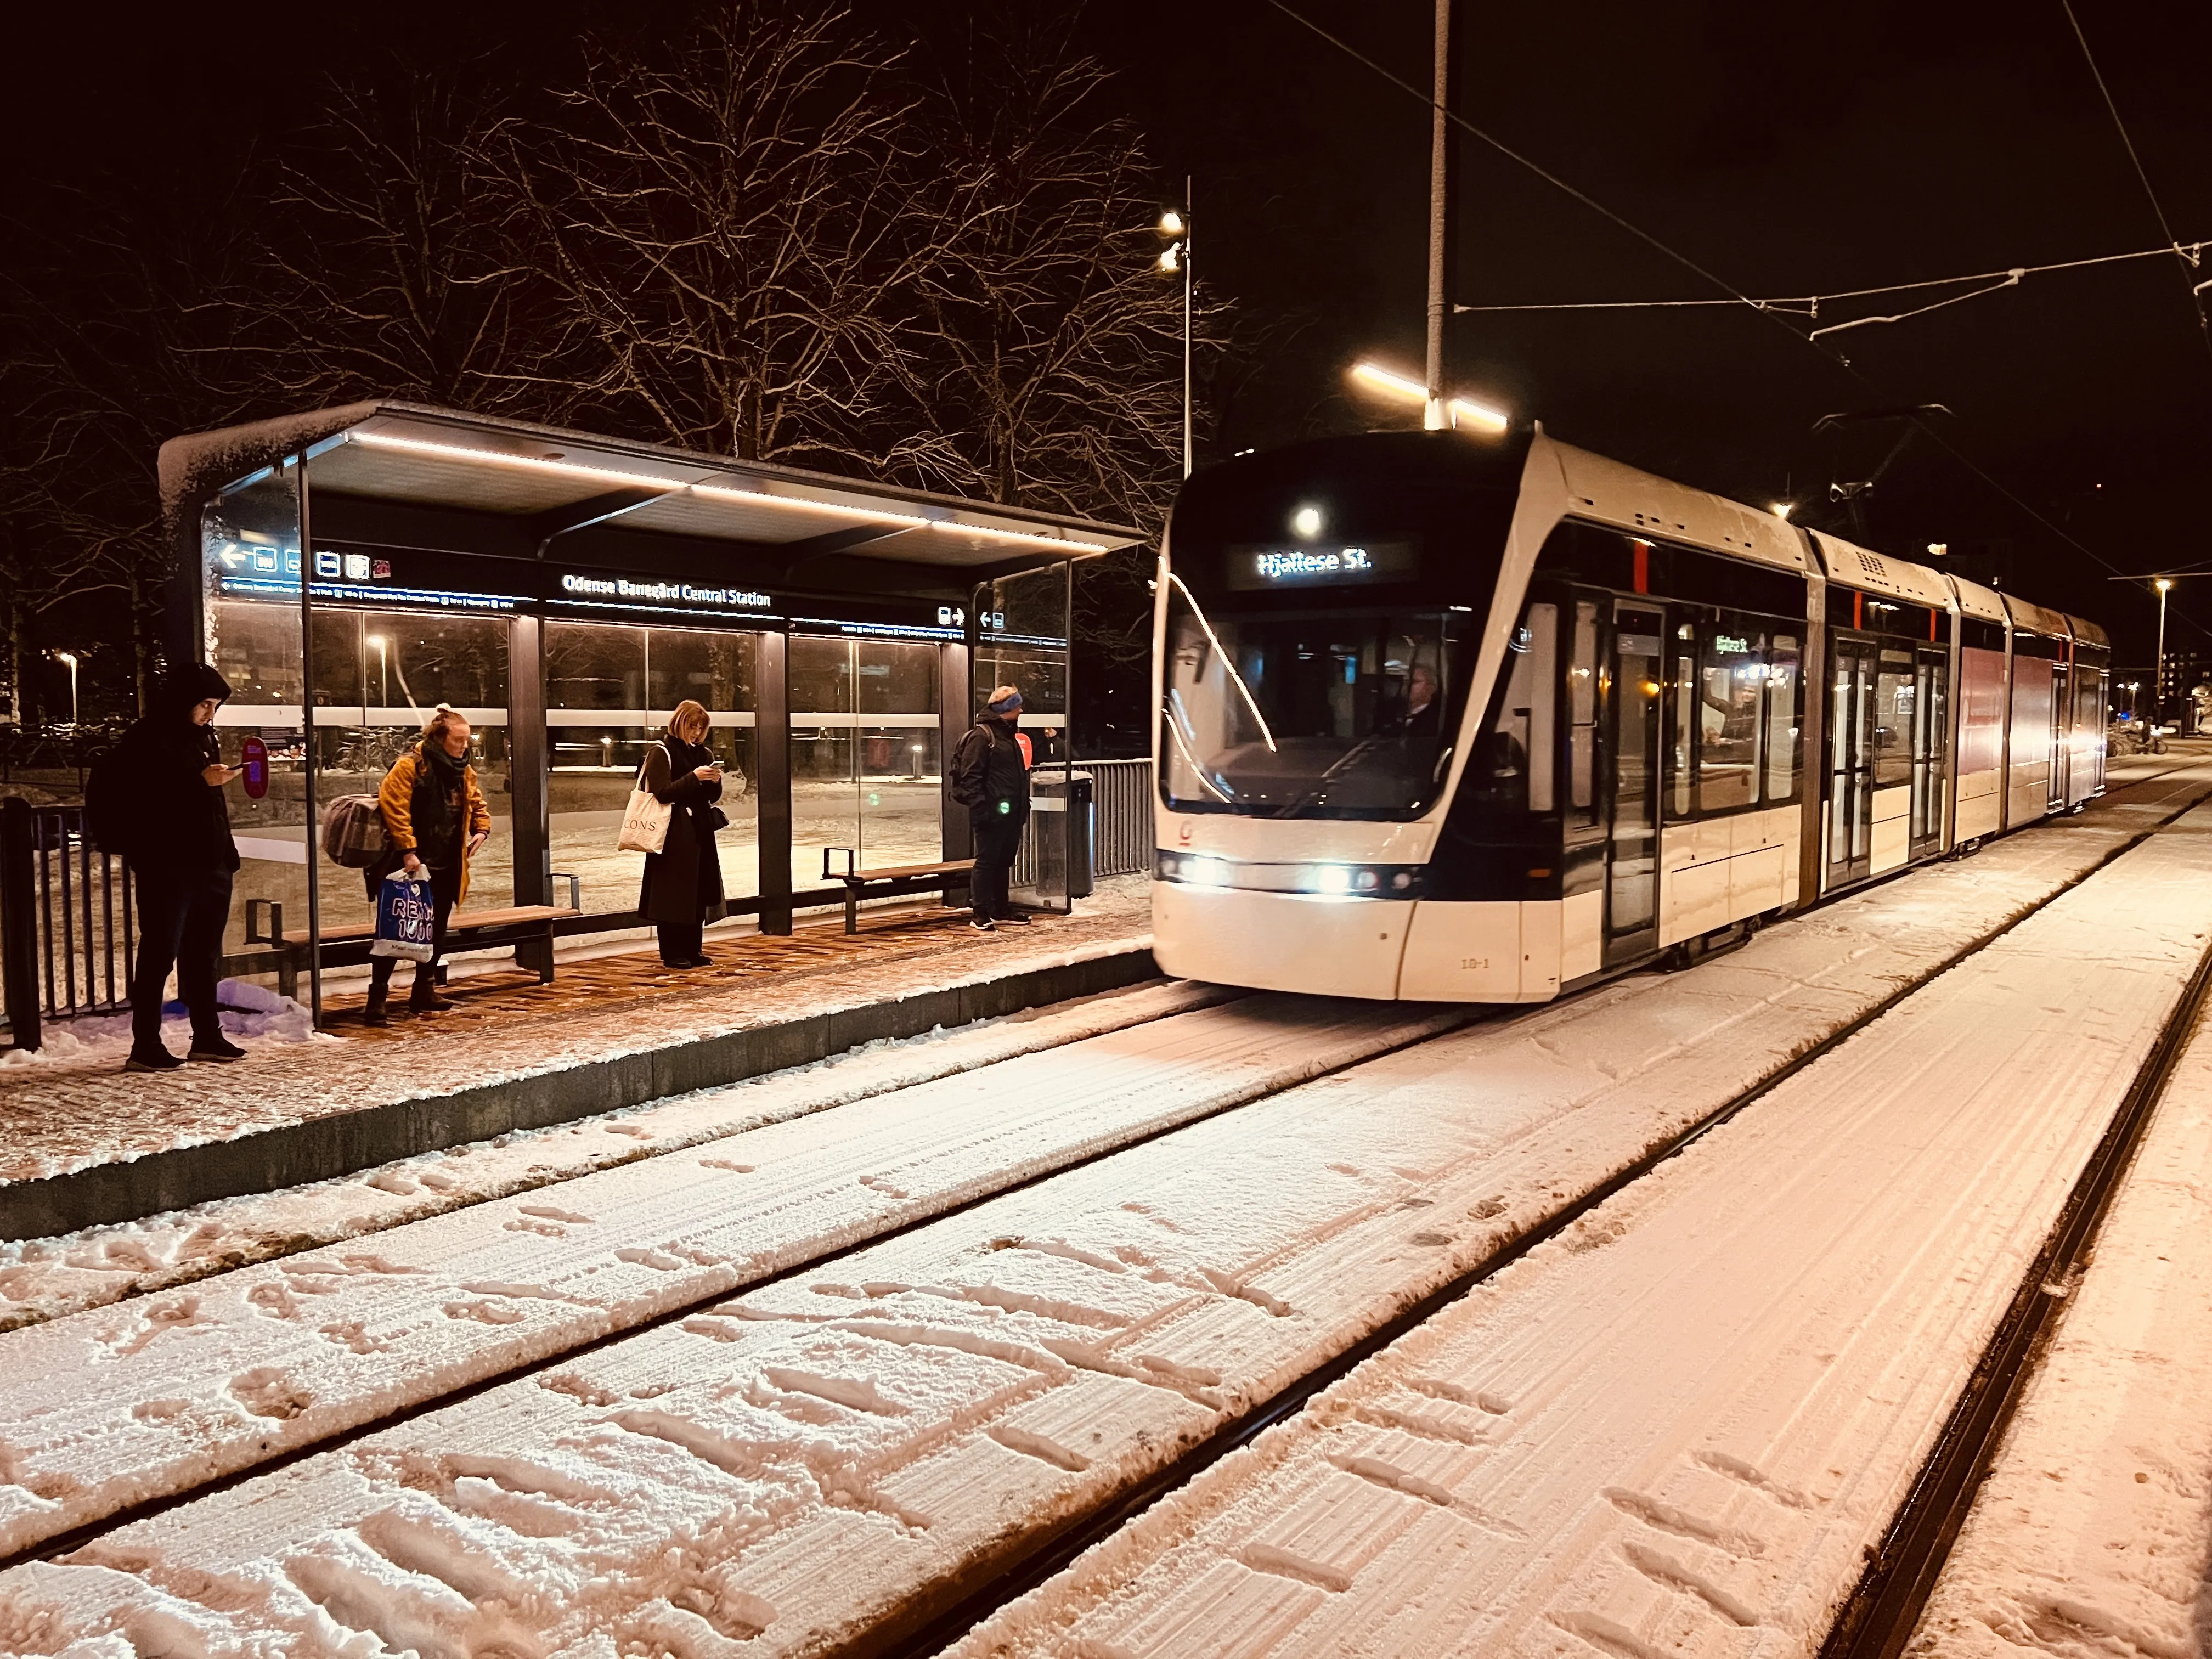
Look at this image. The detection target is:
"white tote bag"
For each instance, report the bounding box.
[617,746,674,855]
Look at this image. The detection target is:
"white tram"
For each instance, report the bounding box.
[1151,428,2110,1001]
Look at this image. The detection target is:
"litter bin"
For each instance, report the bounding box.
[1028,770,1096,901]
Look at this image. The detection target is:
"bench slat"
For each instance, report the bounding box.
[280,904,578,946]
[835,860,975,883]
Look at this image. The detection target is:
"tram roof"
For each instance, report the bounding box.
[159,402,1144,578]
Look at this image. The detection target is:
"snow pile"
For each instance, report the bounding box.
[1906,1005,2212,1656]
[10,804,2212,1656]
[0,980,317,1070]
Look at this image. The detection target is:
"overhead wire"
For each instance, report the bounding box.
[1448,240,2208,319]
[2057,0,2212,380]
[1260,0,2212,644]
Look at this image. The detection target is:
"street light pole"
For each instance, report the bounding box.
[54,652,78,728]
[1423,0,1452,431]
[2155,577,2172,727]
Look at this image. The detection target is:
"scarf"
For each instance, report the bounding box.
[412,740,468,861]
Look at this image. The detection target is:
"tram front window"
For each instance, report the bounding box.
[1160,597,1470,818]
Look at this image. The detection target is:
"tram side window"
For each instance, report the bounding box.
[1696,627,1765,811]
[1873,649,1915,788]
[1671,628,1694,818]
[1765,639,1801,804]
[1475,603,1558,814]
[1568,601,1598,823]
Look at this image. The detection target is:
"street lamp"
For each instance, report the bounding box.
[1349,359,1508,434]
[2155,578,2172,727]
[1155,186,1193,479]
[53,652,77,728]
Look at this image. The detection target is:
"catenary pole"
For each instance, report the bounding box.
[1183,175,1194,479]
[1423,0,1450,430]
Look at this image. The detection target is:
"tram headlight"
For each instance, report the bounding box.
[1312,865,1353,894]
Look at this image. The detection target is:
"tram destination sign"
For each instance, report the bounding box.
[1225,539,1418,591]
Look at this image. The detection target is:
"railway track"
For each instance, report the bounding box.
[4,760,2210,1656]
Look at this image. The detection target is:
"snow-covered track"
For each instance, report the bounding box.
[0,994,1464,1562]
[8,776,2211,1659]
[945,802,2212,1659]
[1821,879,2212,1658]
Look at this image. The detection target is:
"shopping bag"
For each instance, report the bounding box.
[370,872,437,962]
[618,749,673,854]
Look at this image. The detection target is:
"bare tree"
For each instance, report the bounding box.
[494,4,965,473]
[245,76,587,419]
[900,26,1198,531]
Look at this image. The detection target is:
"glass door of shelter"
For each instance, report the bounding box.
[788,635,942,887]
[1605,602,1663,965]
[975,565,1074,913]
[1828,637,1876,888]
[1910,647,1948,857]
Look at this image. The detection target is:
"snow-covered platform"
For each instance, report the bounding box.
[1906,952,2212,1656]
[7,772,2211,1656]
[0,881,1155,1242]
[951,800,2212,1658]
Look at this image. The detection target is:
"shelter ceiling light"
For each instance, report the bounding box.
[350,431,693,492]
[691,482,930,530]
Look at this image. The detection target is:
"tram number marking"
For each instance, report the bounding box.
[1460,957,1489,970]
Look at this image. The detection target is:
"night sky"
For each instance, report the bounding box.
[11,0,2210,662]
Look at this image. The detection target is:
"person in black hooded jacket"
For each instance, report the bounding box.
[114,663,245,1071]
[949,685,1031,931]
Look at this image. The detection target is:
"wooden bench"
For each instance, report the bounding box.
[820,848,975,935]
[242,874,583,995]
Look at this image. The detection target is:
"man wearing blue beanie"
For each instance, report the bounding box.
[949,685,1030,930]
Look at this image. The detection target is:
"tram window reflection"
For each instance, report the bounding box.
[1874,650,1915,788]
[1474,603,1556,813]
[1696,627,1765,812]
[1568,601,1599,821]
[1766,642,1801,803]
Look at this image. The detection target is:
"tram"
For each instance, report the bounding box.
[1150,428,2109,1001]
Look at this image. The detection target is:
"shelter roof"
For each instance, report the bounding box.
[160,402,1144,577]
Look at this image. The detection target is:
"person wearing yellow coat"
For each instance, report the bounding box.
[364,704,493,1026]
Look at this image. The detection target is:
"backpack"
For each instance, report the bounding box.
[84,746,133,857]
[321,794,390,868]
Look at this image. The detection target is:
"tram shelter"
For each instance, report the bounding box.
[159,402,1142,1021]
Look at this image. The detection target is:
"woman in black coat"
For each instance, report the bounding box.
[639,699,727,968]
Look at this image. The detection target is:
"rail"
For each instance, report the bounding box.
[1,798,135,1052]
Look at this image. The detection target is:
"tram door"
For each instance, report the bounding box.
[1828,639,1877,887]
[1910,647,1949,858]
[1605,603,1664,964]
[2048,662,2072,809]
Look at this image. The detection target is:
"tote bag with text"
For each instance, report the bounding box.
[618,746,674,855]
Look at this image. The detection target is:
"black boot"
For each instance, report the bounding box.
[408,974,455,1014]
[364,986,390,1028]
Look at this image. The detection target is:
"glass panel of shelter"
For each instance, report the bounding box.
[201,464,305,955]
[789,635,941,884]
[546,622,758,919]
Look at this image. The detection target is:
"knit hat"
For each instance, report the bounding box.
[161,661,234,716]
[987,686,1023,714]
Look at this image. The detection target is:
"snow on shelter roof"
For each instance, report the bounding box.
[159,402,1143,573]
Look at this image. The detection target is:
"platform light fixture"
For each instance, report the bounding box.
[1349,360,1507,434]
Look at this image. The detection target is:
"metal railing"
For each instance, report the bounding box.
[1,798,136,1051]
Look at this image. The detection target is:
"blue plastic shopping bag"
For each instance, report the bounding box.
[371,871,437,962]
